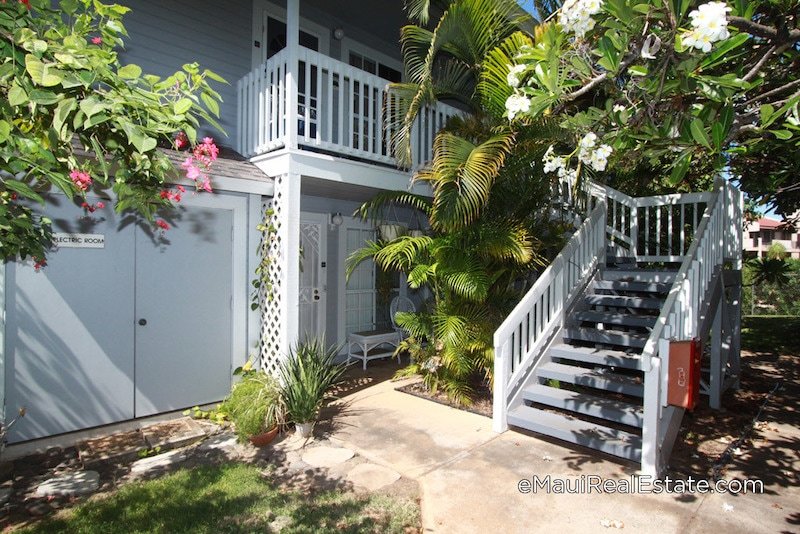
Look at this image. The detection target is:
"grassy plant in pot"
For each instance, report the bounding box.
[222,369,286,446]
[280,338,346,439]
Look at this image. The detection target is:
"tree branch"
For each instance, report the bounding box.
[728,16,800,42]
[744,78,800,106]
[561,47,642,104]
[742,42,792,82]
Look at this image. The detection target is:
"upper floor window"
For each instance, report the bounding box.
[266,17,319,59]
[348,51,402,83]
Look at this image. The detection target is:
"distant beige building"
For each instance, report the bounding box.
[744,217,800,258]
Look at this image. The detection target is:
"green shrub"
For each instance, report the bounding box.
[221,371,285,442]
[280,339,346,424]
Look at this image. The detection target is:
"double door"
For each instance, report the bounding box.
[5,193,237,442]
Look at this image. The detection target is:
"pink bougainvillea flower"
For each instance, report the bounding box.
[96,201,105,209]
[91,36,102,45]
[193,137,219,167]
[186,165,200,181]
[69,169,92,191]
[174,131,189,150]
[176,185,186,193]
[199,178,212,193]
[155,219,169,231]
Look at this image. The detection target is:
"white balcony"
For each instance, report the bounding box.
[236,47,460,169]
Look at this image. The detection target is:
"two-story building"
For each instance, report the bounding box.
[2,0,455,444]
[744,216,800,258]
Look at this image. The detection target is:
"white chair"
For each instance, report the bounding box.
[390,296,416,339]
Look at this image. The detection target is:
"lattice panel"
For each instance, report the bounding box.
[259,176,285,378]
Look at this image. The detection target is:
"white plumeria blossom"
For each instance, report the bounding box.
[506,64,527,88]
[505,93,531,120]
[559,0,604,38]
[682,1,732,52]
[578,132,613,171]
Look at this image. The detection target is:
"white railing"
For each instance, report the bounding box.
[237,48,460,167]
[492,201,607,432]
[639,179,742,475]
[495,177,742,475]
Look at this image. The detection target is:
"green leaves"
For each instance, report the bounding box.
[117,63,142,79]
[689,118,712,149]
[25,55,64,87]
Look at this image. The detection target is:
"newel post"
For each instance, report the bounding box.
[492,336,510,433]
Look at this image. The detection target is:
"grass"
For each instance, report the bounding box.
[21,464,419,534]
[741,315,800,355]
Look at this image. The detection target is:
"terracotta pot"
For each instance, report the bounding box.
[295,421,315,439]
[248,426,279,446]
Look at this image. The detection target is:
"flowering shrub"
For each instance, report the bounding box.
[500,0,799,200]
[0,0,225,262]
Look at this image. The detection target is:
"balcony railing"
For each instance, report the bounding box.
[237,47,461,168]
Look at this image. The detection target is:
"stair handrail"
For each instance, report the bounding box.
[493,199,607,432]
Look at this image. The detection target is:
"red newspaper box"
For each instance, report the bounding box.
[668,338,701,410]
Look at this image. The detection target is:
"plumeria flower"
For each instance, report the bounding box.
[640,34,662,60]
[559,0,604,38]
[505,93,531,120]
[682,2,731,52]
[506,64,527,88]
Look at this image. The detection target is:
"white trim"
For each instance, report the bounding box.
[337,216,377,350]
[341,36,403,78]
[251,0,330,69]
[299,211,329,341]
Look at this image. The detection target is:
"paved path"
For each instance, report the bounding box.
[320,363,799,534]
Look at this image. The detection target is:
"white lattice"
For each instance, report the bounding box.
[259,177,285,377]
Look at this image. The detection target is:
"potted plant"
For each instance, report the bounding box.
[378,222,407,241]
[222,369,286,445]
[279,338,346,439]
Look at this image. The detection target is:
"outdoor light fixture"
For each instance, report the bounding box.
[330,212,344,228]
[333,27,345,40]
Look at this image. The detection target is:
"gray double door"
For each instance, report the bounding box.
[5,193,233,442]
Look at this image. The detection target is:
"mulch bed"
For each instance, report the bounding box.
[396,381,493,419]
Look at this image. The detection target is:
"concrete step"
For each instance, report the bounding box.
[592,280,671,294]
[584,294,664,310]
[599,269,677,284]
[573,310,657,329]
[563,328,648,349]
[507,407,642,461]
[522,384,644,428]
[537,362,644,397]
[548,344,643,370]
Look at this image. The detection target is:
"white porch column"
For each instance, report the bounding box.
[260,172,301,374]
[285,0,299,150]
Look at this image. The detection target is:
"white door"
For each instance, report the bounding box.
[299,213,328,342]
[343,222,376,336]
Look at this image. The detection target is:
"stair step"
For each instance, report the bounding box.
[584,294,664,310]
[522,384,644,428]
[548,344,643,370]
[507,407,642,461]
[600,270,677,284]
[606,256,637,265]
[564,328,648,349]
[592,280,671,294]
[537,362,644,397]
[573,311,657,329]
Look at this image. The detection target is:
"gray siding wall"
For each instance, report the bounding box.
[118,0,252,149]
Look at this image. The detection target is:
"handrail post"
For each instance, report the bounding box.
[285,0,299,150]
[492,337,510,433]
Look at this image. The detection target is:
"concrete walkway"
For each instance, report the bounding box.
[319,363,799,533]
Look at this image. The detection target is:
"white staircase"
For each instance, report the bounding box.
[493,179,743,475]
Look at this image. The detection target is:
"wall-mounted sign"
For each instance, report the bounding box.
[53,233,105,249]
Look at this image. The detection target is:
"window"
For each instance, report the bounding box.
[266,17,319,59]
[349,51,401,83]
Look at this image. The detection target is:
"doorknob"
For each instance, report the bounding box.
[138,318,147,326]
